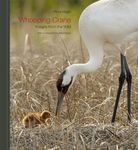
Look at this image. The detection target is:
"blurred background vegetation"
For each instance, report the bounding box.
[11,0,97,18]
[10,0,97,54]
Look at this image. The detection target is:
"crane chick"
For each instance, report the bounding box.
[22,110,51,128]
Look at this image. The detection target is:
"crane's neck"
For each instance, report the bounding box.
[67,42,104,76]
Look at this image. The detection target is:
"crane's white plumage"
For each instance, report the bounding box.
[79,0,138,50]
[56,0,138,119]
[62,0,138,87]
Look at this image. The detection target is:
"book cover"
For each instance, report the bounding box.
[10,0,138,149]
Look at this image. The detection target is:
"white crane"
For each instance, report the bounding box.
[55,0,138,123]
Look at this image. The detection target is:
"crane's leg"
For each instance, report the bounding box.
[111,53,126,123]
[124,56,132,122]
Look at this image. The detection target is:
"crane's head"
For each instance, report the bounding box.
[55,67,77,116]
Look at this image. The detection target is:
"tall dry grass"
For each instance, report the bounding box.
[10,33,138,150]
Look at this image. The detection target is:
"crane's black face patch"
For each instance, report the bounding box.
[56,70,73,116]
[56,70,73,94]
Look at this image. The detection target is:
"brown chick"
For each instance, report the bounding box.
[22,110,51,128]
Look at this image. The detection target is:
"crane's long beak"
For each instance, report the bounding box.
[55,92,65,116]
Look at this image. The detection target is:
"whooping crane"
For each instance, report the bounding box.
[55,0,138,123]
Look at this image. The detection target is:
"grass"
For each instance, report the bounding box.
[10,33,138,150]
